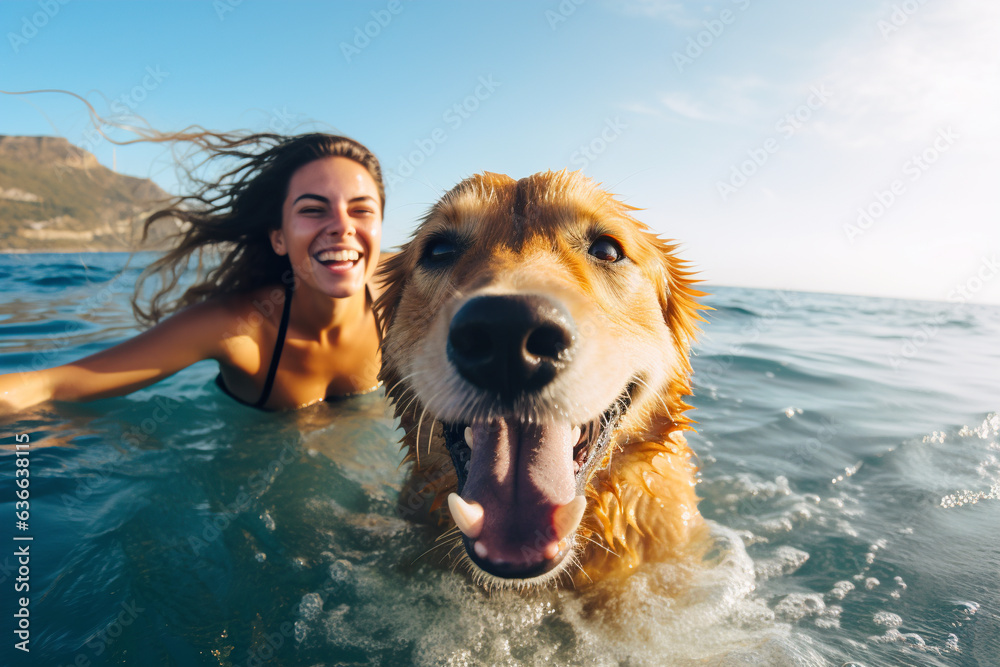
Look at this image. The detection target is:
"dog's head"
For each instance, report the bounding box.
[377,170,704,587]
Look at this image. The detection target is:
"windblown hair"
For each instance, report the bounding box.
[130,131,385,326]
[0,89,386,325]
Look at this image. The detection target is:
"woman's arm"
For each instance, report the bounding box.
[0,300,236,415]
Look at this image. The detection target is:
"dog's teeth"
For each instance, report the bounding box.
[573,461,581,473]
[552,495,587,541]
[572,426,582,445]
[448,493,484,539]
[464,426,474,450]
[473,541,488,559]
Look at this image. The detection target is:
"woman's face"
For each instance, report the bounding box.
[270,156,383,299]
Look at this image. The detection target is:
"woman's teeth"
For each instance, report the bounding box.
[316,249,361,263]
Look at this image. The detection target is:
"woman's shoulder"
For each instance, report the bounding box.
[173,286,290,368]
[219,285,290,328]
[177,285,289,340]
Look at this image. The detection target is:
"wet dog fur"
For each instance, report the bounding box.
[376,170,709,588]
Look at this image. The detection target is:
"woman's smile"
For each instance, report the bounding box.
[312,245,365,274]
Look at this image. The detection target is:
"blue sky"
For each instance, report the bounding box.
[2,0,998,304]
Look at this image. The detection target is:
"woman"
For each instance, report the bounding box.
[0,132,388,413]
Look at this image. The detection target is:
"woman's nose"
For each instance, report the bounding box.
[326,206,356,236]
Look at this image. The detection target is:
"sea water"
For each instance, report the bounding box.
[1,252,998,666]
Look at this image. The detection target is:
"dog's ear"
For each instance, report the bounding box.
[373,248,409,340]
[374,243,416,397]
[652,237,708,356]
[644,234,709,425]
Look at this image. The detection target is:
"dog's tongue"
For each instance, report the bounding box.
[462,418,577,565]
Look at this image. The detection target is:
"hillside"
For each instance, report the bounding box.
[0,135,174,251]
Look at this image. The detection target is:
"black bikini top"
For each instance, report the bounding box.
[215,283,381,410]
[215,283,293,410]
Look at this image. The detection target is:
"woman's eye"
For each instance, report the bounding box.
[588,236,624,262]
[420,236,459,265]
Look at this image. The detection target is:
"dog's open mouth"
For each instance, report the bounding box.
[440,381,636,584]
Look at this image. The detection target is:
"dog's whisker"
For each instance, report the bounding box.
[572,557,593,585]
[633,376,666,418]
[398,396,421,427]
[388,381,411,404]
[385,375,413,398]
[417,388,449,457]
[435,525,462,542]
[386,380,424,434]
[553,562,576,590]
[393,387,419,419]
[580,533,618,557]
[447,539,469,569]
[604,168,658,197]
[414,404,430,469]
[443,538,468,565]
[632,375,667,419]
[392,374,428,407]
[411,536,461,565]
[393,393,418,420]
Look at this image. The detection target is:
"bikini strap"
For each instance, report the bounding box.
[254,283,294,408]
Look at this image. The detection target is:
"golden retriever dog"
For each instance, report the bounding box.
[376,170,708,588]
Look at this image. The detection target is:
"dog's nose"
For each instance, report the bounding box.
[447,295,577,400]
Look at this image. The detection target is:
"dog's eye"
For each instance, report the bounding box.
[420,235,459,266]
[588,236,624,263]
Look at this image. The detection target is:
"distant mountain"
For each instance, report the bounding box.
[0,135,173,251]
